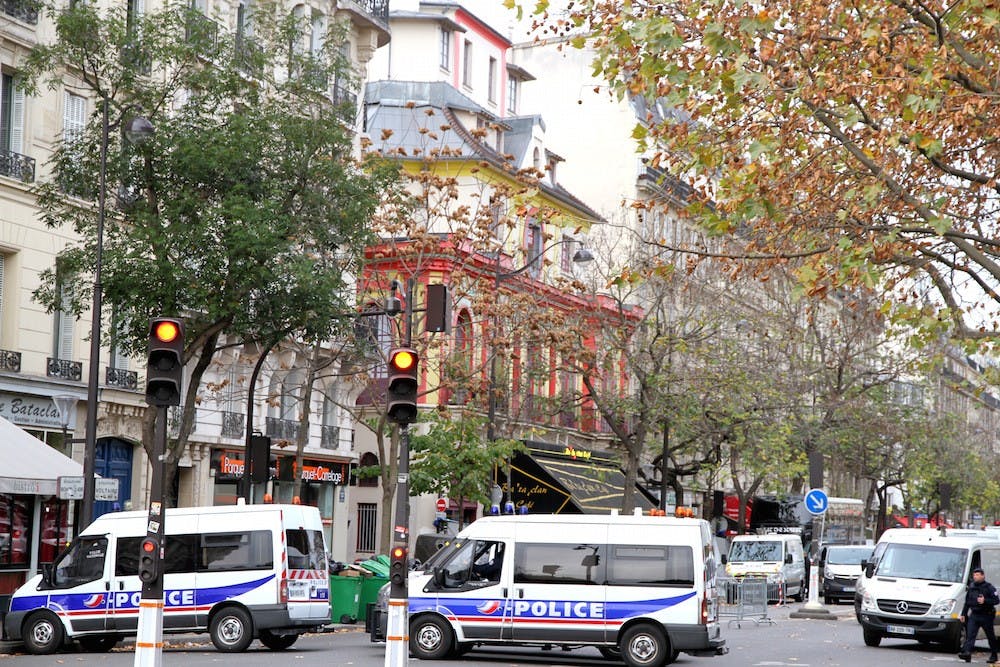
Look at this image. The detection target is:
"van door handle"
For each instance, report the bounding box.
[119,581,125,590]
[517,588,524,599]
[502,588,507,598]
[105,581,110,591]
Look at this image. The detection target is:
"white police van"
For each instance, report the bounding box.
[399,512,726,667]
[3,503,329,654]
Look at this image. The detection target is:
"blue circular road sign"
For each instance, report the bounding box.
[804,488,829,516]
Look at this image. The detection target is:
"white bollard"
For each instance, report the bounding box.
[133,599,164,667]
[383,597,409,667]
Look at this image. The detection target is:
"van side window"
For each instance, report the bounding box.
[514,544,604,585]
[53,536,107,588]
[608,545,694,587]
[437,540,503,588]
[116,535,199,577]
[286,529,327,570]
[201,531,273,571]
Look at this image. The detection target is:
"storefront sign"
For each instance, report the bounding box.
[0,393,71,429]
[211,450,347,485]
[0,477,57,496]
[58,477,119,500]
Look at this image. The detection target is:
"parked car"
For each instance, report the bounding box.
[817,544,871,605]
[723,533,806,601]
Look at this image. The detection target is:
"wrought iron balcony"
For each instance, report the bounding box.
[0,350,21,372]
[185,10,219,51]
[580,407,615,433]
[221,410,245,438]
[2,0,39,24]
[265,416,300,442]
[106,367,138,390]
[363,0,388,23]
[47,358,82,381]
[0,149,35,183]
[321,424,339,449]
[332,82,358,124]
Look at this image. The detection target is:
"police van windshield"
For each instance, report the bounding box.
[875,544,967,582]
[728,540,782,562]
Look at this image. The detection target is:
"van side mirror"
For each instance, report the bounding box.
[860,559,868,571]
[432,567,445,588]
[864,562,875,578]
[41,563,53,586]
[720,554,727,564]
[785,553,793,564]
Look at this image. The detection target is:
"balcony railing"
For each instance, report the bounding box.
[106,367,138,390]
[0,350,21,372]
[580,407,615,434]
[47,358,82,381]
[2,0,39,24]
[362,0,388,23]
[321,424,339,449]
[235,35,262,75]
[332,82,358,124]
[185,10,219,51]
[0,149,36,183]
[266,416,301,442]
[221,410,245,438]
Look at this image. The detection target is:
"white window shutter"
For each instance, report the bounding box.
[57,285,74,360]
[10,83,25,154]
[0,255,5,330]
[63,92,86,141]
[134,0,144,16]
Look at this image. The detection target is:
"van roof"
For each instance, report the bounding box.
[469,514,707,527]
[81,504,312,534]
[730,534,799,541]
[877,528,1000,548]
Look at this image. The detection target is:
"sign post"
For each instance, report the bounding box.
[790,488,833,618]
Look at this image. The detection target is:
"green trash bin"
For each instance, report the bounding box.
[359,575,389,625]
[329,574,363,624]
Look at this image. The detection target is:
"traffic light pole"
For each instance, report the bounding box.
[134,405,167,667]
[384,279,415,667]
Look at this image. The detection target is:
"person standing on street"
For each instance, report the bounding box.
[959,567,999,663]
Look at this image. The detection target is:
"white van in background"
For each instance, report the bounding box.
[858,529,1000,651]
[399,512,727,667]
[722,533,806,601]
[4,504,329,655]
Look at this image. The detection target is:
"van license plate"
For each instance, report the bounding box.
[843,587,855,593]
[887,625,915,635]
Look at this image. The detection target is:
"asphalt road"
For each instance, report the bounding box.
[0,603,989,665]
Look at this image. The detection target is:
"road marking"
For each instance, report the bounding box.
[753,663,811,666]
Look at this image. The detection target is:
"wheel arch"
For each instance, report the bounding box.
[208,601,255,633]
[615,617,672,651]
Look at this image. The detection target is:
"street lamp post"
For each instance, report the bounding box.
[52,394,79,455]
[486,243,593,507]
[80,100,155,527]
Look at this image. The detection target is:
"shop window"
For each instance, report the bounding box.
[39,496,71,565]
[0,494,31,567]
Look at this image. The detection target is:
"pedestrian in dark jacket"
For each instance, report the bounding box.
[959,567,999,663]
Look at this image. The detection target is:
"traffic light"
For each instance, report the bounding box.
[146,317,185,407]
[138,536,160,584]
[389,545,408,586]
[249,435,271,484]
[386,347,418,425]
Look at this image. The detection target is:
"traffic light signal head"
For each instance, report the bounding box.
[389,545,408,586]
[138,536,160,584]
[386,347,418,425]
[146,317,184,407]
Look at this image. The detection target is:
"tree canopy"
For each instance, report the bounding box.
[524,0,1000,343]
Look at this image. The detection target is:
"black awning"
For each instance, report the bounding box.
[503,441,655,514]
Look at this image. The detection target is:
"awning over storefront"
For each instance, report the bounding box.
[0,415,83,495]
[503,441,655,514]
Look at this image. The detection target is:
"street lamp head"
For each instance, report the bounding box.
[572,247,595,264]
[52,394,79,428]
[123,116,155,145]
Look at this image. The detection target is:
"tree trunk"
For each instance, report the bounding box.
[670,475,684,509]
[620,437,640,514]
[457,494,465,531]
[293,346,322,500]
[376,425,399,554]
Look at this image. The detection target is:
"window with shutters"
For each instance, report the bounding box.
[52,266,75,361]
[61,91,89,196]
[0,74,29,181]
[109,308,129,370]
[0,254,5,344]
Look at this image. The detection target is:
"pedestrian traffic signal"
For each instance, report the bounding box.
[138,537,160,584]
[146,317,184,407]
[389,545,407,586]
[386,347,418,425]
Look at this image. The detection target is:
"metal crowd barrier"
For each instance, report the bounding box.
[717,578,775,627]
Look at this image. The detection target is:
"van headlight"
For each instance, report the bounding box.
[930,599,956,616]
[862,591,877,611]
[824,569,834,579]
[766,573,781,583]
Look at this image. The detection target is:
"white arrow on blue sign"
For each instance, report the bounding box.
[804,488,829,516]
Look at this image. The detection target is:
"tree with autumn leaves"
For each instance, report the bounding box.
[522,0,1000,345]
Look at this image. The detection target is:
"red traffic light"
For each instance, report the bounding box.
[390,349,416,372]
[153,320,180,343]
[391,546,406,559]
[141,539,157,553]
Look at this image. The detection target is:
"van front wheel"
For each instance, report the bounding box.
[410,615,454,660]
[621,624,671,667]
[22,612,64,655]
[210,607,254,652]
[862,628,882,647]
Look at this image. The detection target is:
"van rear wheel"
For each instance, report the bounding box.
[22,612,64,655]
[259,630,298,650]
[409,615,454,660]
[210,607,254,652]
[621,623,671,667]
